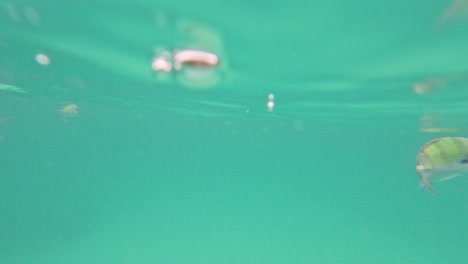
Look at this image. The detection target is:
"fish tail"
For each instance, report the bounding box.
[420,179,438,196]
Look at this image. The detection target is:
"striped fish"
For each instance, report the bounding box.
[416,137,468,194]
[60,104,79,117]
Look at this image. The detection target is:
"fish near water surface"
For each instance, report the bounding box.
[416,137,468,194]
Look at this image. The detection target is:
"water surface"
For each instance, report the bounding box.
[1,1,468,263]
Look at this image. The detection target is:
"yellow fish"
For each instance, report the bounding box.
[416,137,468,194]
[60,104,79,117]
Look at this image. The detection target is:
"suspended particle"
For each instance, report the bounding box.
[267,93,275,111]
[35,53,50,65]
[268,93,275,101]
[267,100,275,111]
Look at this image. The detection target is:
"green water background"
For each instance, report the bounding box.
[1,0,468,263]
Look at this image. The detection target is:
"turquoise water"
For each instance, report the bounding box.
[1,1,468,263]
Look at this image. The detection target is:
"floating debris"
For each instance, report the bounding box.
[151,50,172,72]
[151,18,225,89]
[173,49,219,70]
[151,49,221,89]
[416,137,468,194]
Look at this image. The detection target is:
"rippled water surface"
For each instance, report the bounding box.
[1,1,468,263]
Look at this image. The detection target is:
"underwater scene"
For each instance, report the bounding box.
[1,0,468,263]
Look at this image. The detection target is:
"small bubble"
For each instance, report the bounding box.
[267,101,274,111]
[267,93,275,111]
[268,93,274,101]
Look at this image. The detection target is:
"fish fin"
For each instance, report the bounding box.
[419,179,438,196]
[438,174,460,182]
[417,169,438,195]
